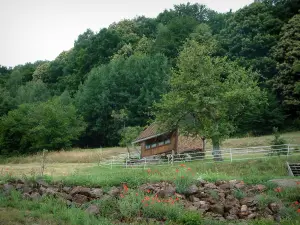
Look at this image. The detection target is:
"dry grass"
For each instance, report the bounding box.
[1,147,127,164]
[0,163,95,177]
[206,131,300,149]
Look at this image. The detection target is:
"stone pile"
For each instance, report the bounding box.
[1,179,282,221]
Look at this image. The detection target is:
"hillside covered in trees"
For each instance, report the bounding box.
[0,0,299,155]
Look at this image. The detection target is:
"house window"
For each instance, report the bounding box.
[164,139,171,144]
[151,143,157,148]
[158,141,164,146]
[146,144,151,149]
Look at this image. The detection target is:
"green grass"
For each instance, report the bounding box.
[0,191,112,225]
[56,155,300,188]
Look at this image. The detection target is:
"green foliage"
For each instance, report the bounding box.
[233,189,245,200]
[118,190,143,218]
[179,211,202,225]
[272,13,300,117]
[119,126,143,147]
[76,53,169,146]
[0,190,112,225]
[155,40,264,157]
[0,97,86,154]
[1,1,300,152]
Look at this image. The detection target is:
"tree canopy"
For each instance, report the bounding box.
[0,0,299,154]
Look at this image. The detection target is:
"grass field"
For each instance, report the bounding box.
[1,131,300,224]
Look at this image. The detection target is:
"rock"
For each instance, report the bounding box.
[226,215,238,220]
[189,196,200,202]
[108,186,120,197]
[16,179,25,184]
[210,204,224,215]
[238,205,249,218]
[199,201,210,211]
[56,192,73,201]
[3,183,14,194]
[22,185,32,194]
[72,194,88,204]
[175,193,185,200]
[30,192,41,200]
[62,186,71,193]
[247,213,257,219]
[43,187,57,196]
[215,180,226,186]
[254,184,266,192]
[196,179,207,186]
[268,202,280,213]
[234,182,245,189]
[186,185,198,195]
[240,197,257,207]
[219,183,230,190]
[85,204,100,215]
[36,179,49,188]
[22,193,31,200]
[157,185,175,198]
[204,183,217,189]
[241,205,248,213]
[89,188,103,198]
[70,186,91,197]
[16,183,24,190]
[187,205,198,211]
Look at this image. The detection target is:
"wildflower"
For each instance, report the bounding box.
[123,184,128,193]
[146,189,150,193]
[180,164,186,167]
[296,181,300,185]
[176,169,179,173]
[274,187,282,193]
[297,209,300,213]
[187,168,191,171]
[136,192,139,196]
[144,203,149,207]
[120,194,124,198]
[147,169,151,174]
[181,176,184,179]
[295,201,299,205]
[175,197,179,201]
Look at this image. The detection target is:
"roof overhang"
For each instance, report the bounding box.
[132,131,170,144]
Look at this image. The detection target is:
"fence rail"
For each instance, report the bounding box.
[98,144,300,168]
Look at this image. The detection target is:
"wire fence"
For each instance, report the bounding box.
[98,144,300,169]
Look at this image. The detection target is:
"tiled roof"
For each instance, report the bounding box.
[134,123,169,143]
[177,136,203,153]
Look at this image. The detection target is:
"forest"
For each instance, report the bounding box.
[0,0,299,155]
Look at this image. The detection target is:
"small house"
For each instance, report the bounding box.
[132,123,204,158]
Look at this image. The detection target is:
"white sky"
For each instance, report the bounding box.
[0,0,253,67]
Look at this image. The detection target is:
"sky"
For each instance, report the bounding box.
[0,0,253,67]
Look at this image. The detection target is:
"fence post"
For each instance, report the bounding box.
[230,148,233,162]
[287,144,290,159]
[125,158,128,168]
[171,150,174,166]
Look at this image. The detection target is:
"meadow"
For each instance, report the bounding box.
[1,131,300,224]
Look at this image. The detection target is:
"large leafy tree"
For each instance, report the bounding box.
[219,1,283,80]
[272,13,300,118]
[0,97,86,155]
[76,53,170,147]
[155,40,264,160]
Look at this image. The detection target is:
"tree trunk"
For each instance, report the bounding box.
[212,138,223,161]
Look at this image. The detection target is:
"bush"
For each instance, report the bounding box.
[179,211,202,225]
[269,127,287,156]
[173,166,195,194]
[0,97,86,155]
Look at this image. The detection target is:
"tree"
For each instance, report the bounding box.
[76,53,170,147]
[0,97,86,155]
[271,13,300,118]
[155,40,264,160]
[15,80,51,105]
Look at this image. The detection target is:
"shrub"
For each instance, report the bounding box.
[233,189,245,200]
[179,211,202,225]
[269,127,287,156]
[173,166,195,194]
[118,190,143,219]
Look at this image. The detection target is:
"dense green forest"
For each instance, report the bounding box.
[0,0,299,155]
